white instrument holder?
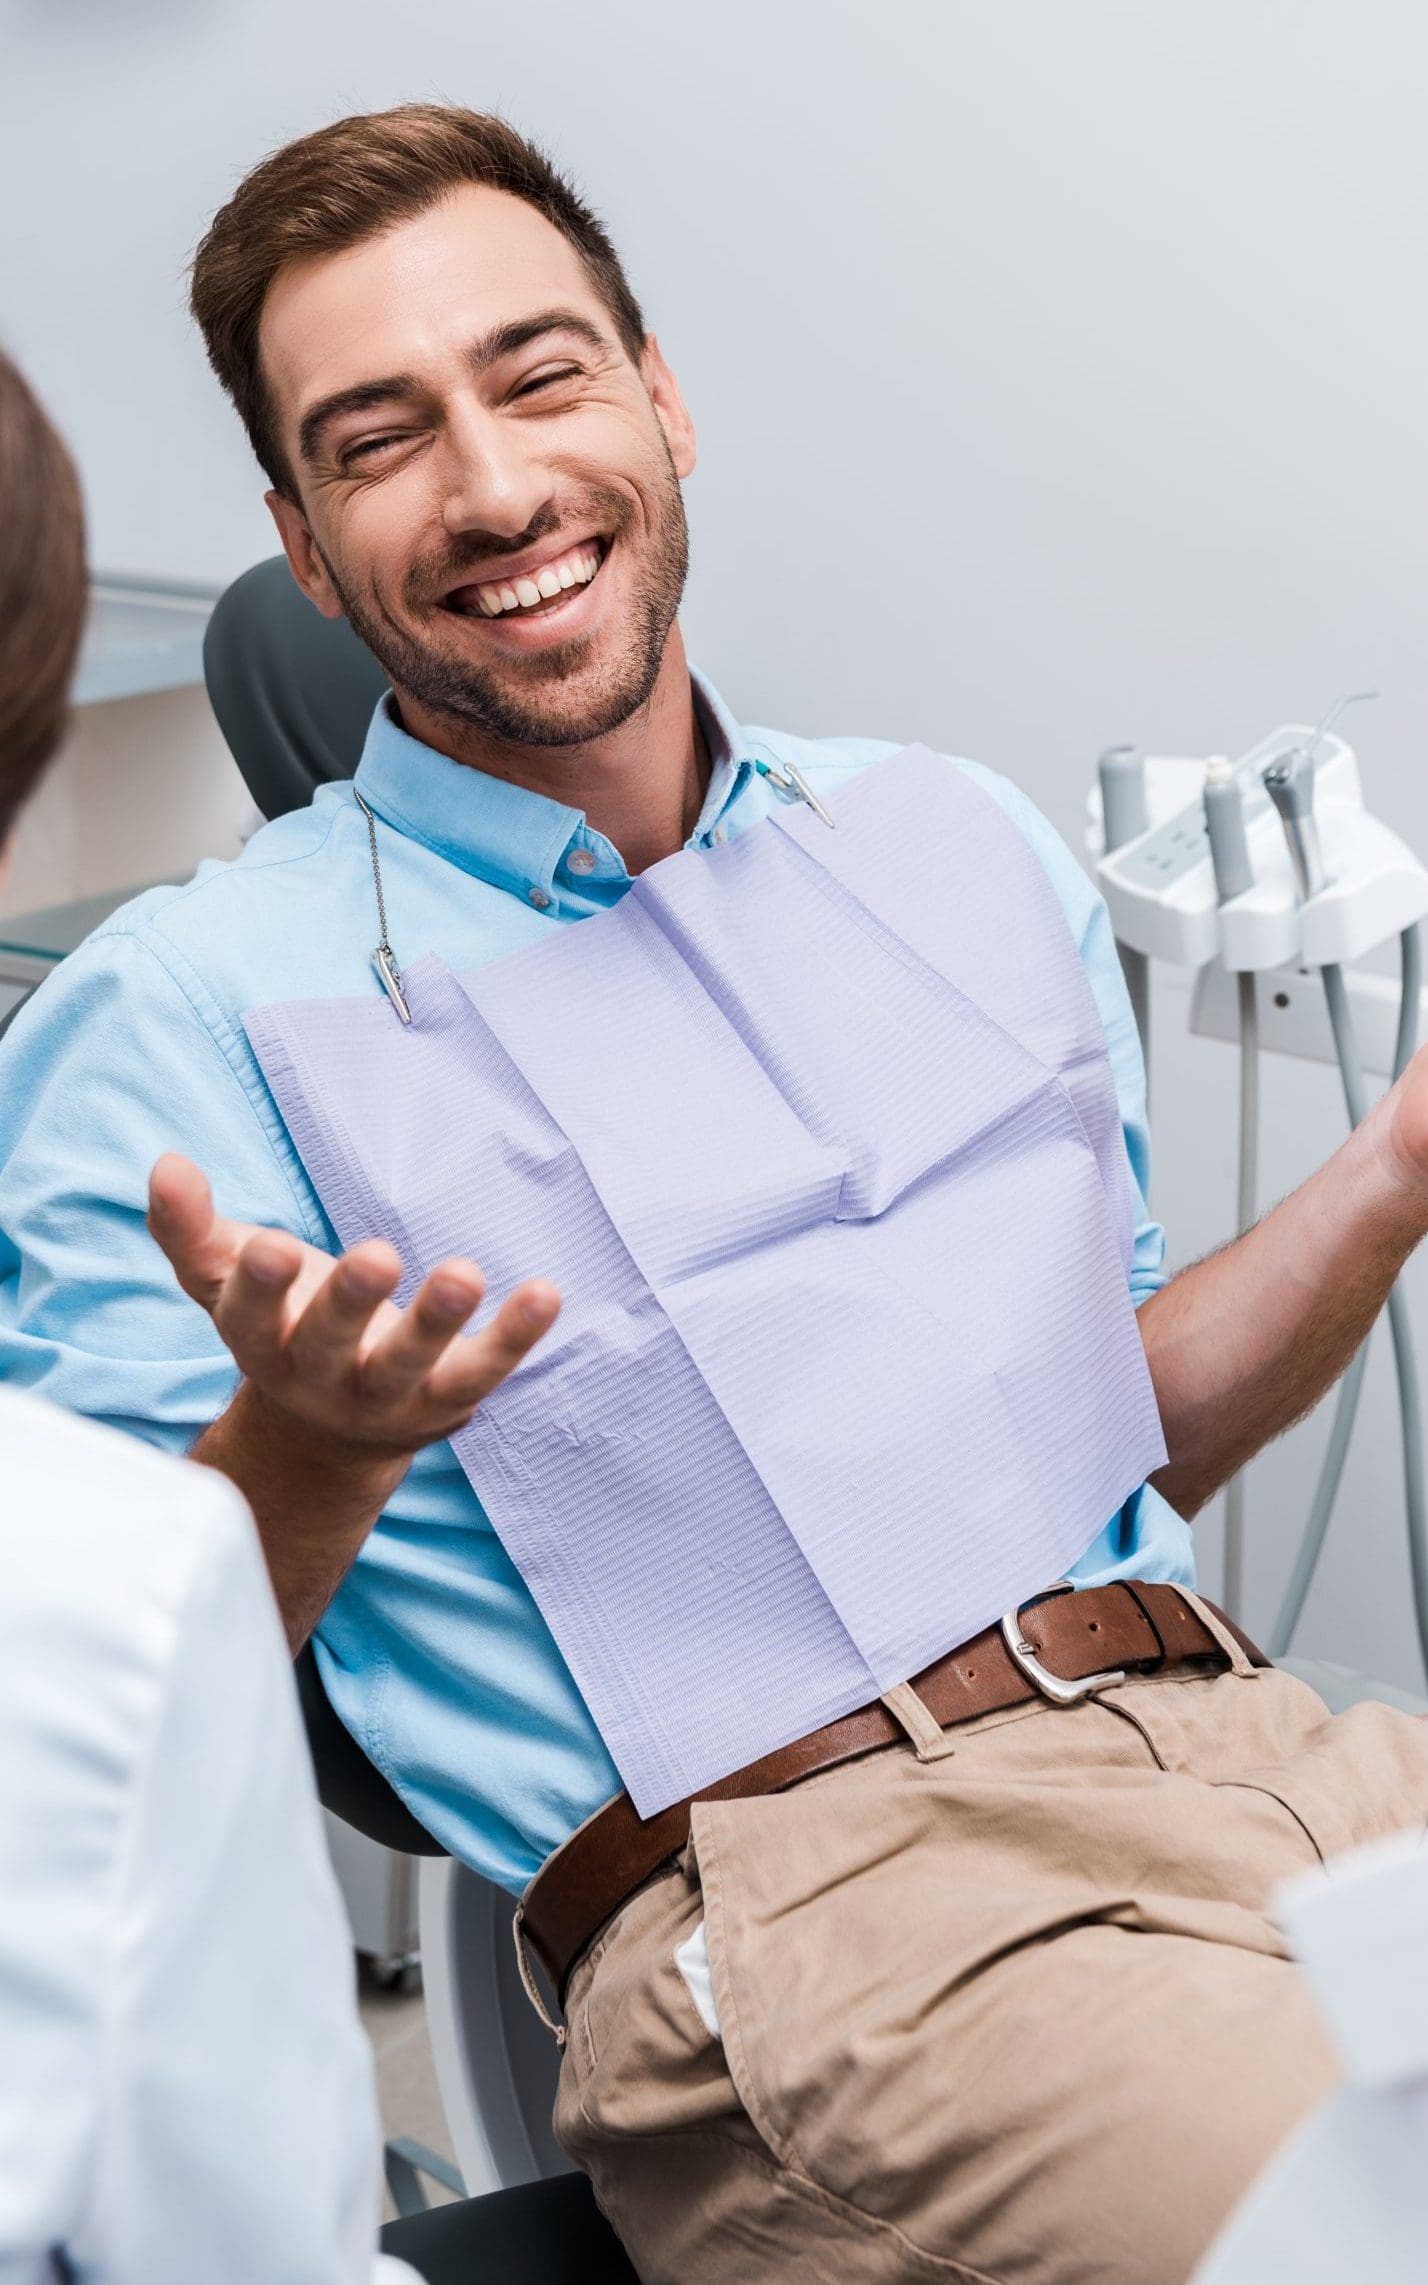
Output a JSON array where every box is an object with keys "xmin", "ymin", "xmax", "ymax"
[{"xmin": 1087, "ymin": 726, "xmax": 1428, "ymax": 973}]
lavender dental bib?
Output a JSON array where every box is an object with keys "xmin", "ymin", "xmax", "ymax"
[{"xmin": 245, "ymin": 747, "xmax": 1166, "ymax": 1813}]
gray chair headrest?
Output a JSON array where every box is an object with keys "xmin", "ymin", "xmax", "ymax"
[{"xmin": 203, "ymin": 557, "xmax": 390, "ymax": 821}]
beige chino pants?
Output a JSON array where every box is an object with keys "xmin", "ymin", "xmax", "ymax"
[{"xmin": 554, "ymin": 1655, "xmax": 1428, "ymax": 2285}]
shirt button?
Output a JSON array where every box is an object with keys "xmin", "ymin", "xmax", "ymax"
[
  {"xmin": 567, "ymin": 848, "xmax": 596, "ymax": 876},
  {"xmin": 713, "ymin": 825, "xmax": 727, "ymax": 845},
  {"xmin": 528, "ymin": 887, "xmax": 551, "ymax": 911}
]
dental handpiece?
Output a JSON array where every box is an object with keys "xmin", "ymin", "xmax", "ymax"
[
  {"xmin": 1202, "ymin": 755, "xmax": 1254, "ymax": 902},
  {"xmin": 1263, "ymin": 748, "xmax": 1328, "ymax": 902}
]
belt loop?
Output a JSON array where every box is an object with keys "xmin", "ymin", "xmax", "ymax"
[
  {"xmin": 1123, "ymin": 1580, "xmax": 1169, "ymax": 1669},
  {"xmin": 881, "ymin": 1682, "xmax": 958, "ymax": 1762},
  {"xmin": 512, "ymin": 1905, "xmax": 568, "ymax": 2046},
  {"xmin": 1178, "ymin": 1587, "xmax": 1259, "ymax": 1679}
]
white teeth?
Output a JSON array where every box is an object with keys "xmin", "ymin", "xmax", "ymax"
[{"xmin": 462, "ymin": 543, "xmax": 602, "ymax": 618}]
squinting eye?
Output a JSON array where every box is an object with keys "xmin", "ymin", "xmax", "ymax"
[
  {"xmin": 342, "ymin": 434, "xmax": 406, "ymax": 466},
  {"xmin": 516, "ymin": 366, "xmax": 581, "ymax": 399}
]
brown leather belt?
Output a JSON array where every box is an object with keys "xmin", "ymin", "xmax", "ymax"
[{"xmin": 519, "ymin": 1580, "xmax": 1268, "ymax": 2003}]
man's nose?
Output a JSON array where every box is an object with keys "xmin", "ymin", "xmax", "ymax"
[{"xmin": 439, "ymin": 400, "xmax": 553, "ymax": 540}]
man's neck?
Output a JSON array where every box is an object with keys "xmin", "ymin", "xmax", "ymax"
[{"xmin": 393, "ymin": 628, "xmax": 709, "ymax": 877}]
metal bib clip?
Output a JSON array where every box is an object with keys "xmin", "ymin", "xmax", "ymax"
[{"xmin": 754, "ymin": 757, "xmax": 837, "ymax": 831}]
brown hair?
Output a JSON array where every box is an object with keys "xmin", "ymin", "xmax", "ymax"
[
  {"xmin": 190, "ymin": 103, "xmax": 647, "ymax": 497},
  {"xmin": 0, "ymin": 349, "xmax": 87, "ymax": 848}
]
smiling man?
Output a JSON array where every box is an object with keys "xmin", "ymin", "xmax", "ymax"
[
  {"xmin": 259, "ymin": 192, "xmax": 701, "ymax": 875},
  {"xmin": 5, "ymin": 105, "xmax": 1428, "ymax": 2285}
]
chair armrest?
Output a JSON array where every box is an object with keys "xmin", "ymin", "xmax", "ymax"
[{"xmin": 295, "ymin": 1642, "xmax": 447, "ymax": 1857}]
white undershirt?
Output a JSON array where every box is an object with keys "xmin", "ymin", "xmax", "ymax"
[{"xmin": 0, "ymin": 1386, "xmax": 416, "ymax": 2282}]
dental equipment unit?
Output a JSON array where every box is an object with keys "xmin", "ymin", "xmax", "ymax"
[{"xmin": 1090, "ymin": 702, "xmax": 1428, "ymax": 1678}]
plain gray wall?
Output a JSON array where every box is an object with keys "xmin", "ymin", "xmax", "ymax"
[{"xmin": 5, "ymin": 0, "xmax": 1428, "ymax": 1687}]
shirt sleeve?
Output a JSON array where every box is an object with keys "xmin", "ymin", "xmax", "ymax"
[
  {"xmin": 1074, "ymin": 888, "xmax": 1166, "ymax": 1308},
  {"xmin": 0, "ymin": 923, "xmax": 324, "ymax": 1447},
  {"xmin": 70, "ymin": 1467, "xmax": 387, "ymax": 2282}
]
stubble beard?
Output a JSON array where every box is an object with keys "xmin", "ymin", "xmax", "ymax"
[{"xmin": 318, "ymin": 459, "xmax": 690, "ymax": 751}]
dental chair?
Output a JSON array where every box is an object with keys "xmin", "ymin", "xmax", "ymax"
[
  {"xmin": 206, "ymin": 557, "xmax": 1427, "ymax": 2278},
  {"xmin": 294, "ymin": 1646, "xmax": 634, "ymax": 2282}
]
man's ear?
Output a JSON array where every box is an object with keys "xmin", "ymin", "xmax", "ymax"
[
  {"xmin": 641, "ymin": 336, "xmax": 696, "ymax": 481},
  {"xmin": 265, "ymin": 490, "xmax": 345, "ymax": 621}
]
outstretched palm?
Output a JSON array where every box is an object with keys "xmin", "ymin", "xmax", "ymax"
[{"xmin": 147, "ymin": 1151, "xmax": 560, "ymax": 1457}]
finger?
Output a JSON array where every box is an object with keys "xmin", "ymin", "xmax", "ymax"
[
  {"xmin": 283, "ymin": 1238, "xmax": 405, "ymax": 1386},
  {"xmin": 422, "ymin": 1279, "xmax": 562, "ymax": 1417},
  {"xmin": 146, "ymin": 1154, "xmax": 239, "ymax": 1303},
  {"xmin": 209, "ymin": 1229, "xmax": 310, "ymax": 1368},
  {"xmin": 357, "ymin": 1258, "xmax": 487, "ymax": 1406}
]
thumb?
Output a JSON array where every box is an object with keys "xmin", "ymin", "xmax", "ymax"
[{"xmin": 147, "ymin": 1153, "xmax": 236, "ymax": 1301}]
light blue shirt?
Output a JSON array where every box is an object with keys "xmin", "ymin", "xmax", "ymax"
[{"xmin": 0, "ymin": 672, "xmax": 1192, "ymax": 1894}]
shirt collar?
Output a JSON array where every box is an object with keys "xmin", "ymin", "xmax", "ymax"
[{"xmin": 352, "ymin": 668, "xmax": 756, "ymax": 909}]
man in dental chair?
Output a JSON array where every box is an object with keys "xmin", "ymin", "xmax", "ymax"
[{"xmin": 4, "ymin": 103, "xmax": 1428, "ymax": 2285}]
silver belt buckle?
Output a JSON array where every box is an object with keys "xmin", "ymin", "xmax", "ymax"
[{"xmin": 1000, "ymin": 1581, "xmax": 1128, "ymax": 1705}]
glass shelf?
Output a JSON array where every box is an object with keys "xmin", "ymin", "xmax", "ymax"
[
  {"xmin": 74, "ymin": 573, "xmax": 220, "ymax": 707},
  {"xmin": 0, "ymin": 885, "xmax": 155, "ymax": 978}
]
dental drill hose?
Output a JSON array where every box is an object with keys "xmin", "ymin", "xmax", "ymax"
[
  {"xmin": 1269, "ymin": 930, "xmax": 1428, "ymax": 1677},
  {"xmin": 1328, "ymin": 957, "xmax": 1428, "ymax": 1680},
  {"xmin": 1203, "ymin": 757, "xmax": 1257, "ymax": 1619},
  {"xmin": 1269, "ymin": 976, "xmax": 1371, "ymax": 1654},
  {"xmin": 1381, "ymin": 929, "xmax": 1427, "ymax": 1676},
  {"xmin": 1398, "ymin": 918, "xmax": 1423, "ymax": 1088},
  {"xmin": 1222, "ymin": 969, "xmax": 1258, "ymax": 1621},
  {"xmin": 1263, "ymin": 746, "xmax": 1328, "ymax": 903}
]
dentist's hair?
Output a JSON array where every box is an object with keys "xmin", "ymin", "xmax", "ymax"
[
  {"xmin": 0, "ymin": 348, "xmax": 87, "ymax": 849},
  {"xmin": 190, "ymin": 103, "xmax": 648, "ymax": 499}
]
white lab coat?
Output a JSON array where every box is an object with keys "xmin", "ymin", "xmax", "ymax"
[{"xmin": 0, "ymin": 1386, "xmax": 416, "ymax": 2283}]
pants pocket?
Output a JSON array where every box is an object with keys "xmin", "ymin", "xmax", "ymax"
[
  {"xmin": 556, "ymin": 1858, "xmax": 733, "ymax": 2150},
  {"xmin": 688, "ymin": 1798, "xmax": 803, "ymax": 2169},
  {"xmin": 685, "ymin": 1768, "xmax": 935, "ymax": 2183}
]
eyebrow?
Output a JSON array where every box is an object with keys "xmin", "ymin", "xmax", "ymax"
[
  {"xmin": 298, "ymin": 377, "xmax": 419, "ymax": 467},
  {"xmin": 295, "ymin": 308, "xmax": 613, "ymax": 468}
]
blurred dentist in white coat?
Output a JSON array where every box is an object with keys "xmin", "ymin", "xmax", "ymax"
[{"xmin": 0, "ymin": 348, "xmax": 416, "ymax": 2282}]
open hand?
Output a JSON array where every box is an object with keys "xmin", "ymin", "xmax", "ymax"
[{"xmin": 147, "ymin": 1152, "xmax": 560, "ymax": 1461}]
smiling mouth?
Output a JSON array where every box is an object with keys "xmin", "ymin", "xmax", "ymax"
[{"xmin": 442, "ymin": 538, "xmax": 607, "ymax": 623}]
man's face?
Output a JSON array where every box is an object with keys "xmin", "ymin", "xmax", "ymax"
[{"xmin": 261, "ymin": 187, "xmax": 695, "ymax": 750}]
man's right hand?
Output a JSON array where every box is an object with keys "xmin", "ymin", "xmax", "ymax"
[
  {"xmin": 148, "ymin": 1151, "xmax": 560, "ymax": 1456},
  {"xmin": 147, "ymin": 1152, "xmax": 561, "ymax": 1646}
]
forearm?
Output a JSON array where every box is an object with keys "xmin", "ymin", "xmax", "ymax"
[
  {"xmin": 1140, "ymin": 1097, "xmax": 1428, "ymax": 1519},
  {"xmin": 191, "ymin": 1382, "xmax": 409, "ymax": 1651}
]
